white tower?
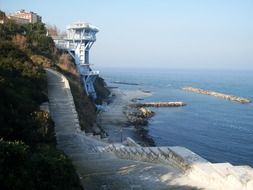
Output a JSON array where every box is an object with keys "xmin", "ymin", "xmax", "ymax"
[{"xmin": 55, "ymin": 22, "xmax": 99, "ymax": 99}]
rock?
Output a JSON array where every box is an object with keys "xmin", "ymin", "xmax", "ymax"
[
  {"xmin": 127, "ymin": 114, "xmax": 148, "ymax": 126},
  {"xmin": 126, "ymin": 107, "xmax": 154, "ymax": 126},
  {"xmin": 92, "ymin": 123, "xmax": 101, "ymax": 134},
  {"xmin": 138, "ymin": 107, "xmax": 155, "ymax": 118}
]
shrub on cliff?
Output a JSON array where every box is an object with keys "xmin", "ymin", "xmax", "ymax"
[
  {"xmin": 0, "ymin": 139, "xmax": 82, "ymax": 190},
  {"xmin": 94, "ymin": 77, "xmax": 110, "ymax": 105},
  {"xmin": 0, "ymin": 18, "xmax": 56, "ymax": 59},
  {"xmin": 0, "ymin": 41, "xmax": 49, "ymax": 144}
]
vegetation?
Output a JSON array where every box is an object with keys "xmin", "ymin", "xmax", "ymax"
[
  {"xmin": 0, "ymin": 12, "xmax": 82, "ymax": 190},
  {"xmin": 0, "ymin": 10, "xmax": 110, "ymax": 189},
  {"xmin": 0, "ymin": 140, "xmax": 81, "ymax": 190},
  {"xmin": 94, "ymin": 77, "xmax": 110, "ymax": 105}
]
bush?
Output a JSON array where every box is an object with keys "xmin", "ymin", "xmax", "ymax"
[
  {"xmin": 0, "ymin": 139, "xmax": 82, "ymax": 190},
  {"xmin": 0, "ymin": 41, "xmax": 49, "ymax": 144}
]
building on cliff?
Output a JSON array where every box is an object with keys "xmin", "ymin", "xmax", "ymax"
[
  {"xmin": 9, "ymin": 9, "xmax": 42, "ymax": 24},
  {"xmin": 53, "ymin": 22, "xmax": 100, "ymax": 100}
]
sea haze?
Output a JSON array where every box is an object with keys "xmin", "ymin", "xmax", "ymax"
[{"xmin": 100, "ymin": 68, "xmax": 253, "ymax": 166}]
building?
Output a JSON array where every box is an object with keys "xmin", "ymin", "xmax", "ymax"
[
  {"xmin": 0, "ymin": 11, "xmax": 8, "ymax": 24},
  {"xmin": 8, "ymin": 16, "xmax": 30, "ymax": 24},
  {"xmin": 10, "ymin": 10, "xmax": 42, "ymax": 23},
  {"xmin": 53, "ymin": 22, "xmax": 100, "ymax": 99}
]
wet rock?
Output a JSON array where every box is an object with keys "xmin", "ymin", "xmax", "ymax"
[
  {"xmin": 138, "ymin": 107, "xmax": 155, "ymax": 118},
  {"xmin": 126, "ymin": 107, "xmax": 154, "ymax": 126}
]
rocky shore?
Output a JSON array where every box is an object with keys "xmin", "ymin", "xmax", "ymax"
[
  {"xmin": 183, "ymin": 86, "xmax": 251, "ymax": 104},
  {"xmin": 98, "ymin": 88, "xmax": 189, "ymax": 146},
  {"xmin": 97, "ymin": 89, "xmax": 155, "ymax": 145},
  {"xmin": 126, "ymin": 101, "xmax": 186, "ymax": 126}
]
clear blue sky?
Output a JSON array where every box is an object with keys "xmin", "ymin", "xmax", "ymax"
[{"xmin": 1, "ymin": 0, "xmax": 253, "ymax": 69}]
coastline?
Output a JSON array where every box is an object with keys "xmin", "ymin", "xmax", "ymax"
[{"xmin": 97, "ymin": 88, "xmax": 155, "ymax": 146}]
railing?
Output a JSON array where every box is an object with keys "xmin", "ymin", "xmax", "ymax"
[
  {"xmin": 54, "ymin": 41, "xmax": 76, "ymax": 50},
  {"xmin": 89, "ymin": 70, "xmax": 99, "ymax": 75},
  {"xmin": 65, "ymin": 35, "xmax": 96, "ymax": 41}
]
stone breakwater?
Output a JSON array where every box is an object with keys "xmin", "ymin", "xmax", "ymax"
[
  {"xmin": 135, "ymin": 101, "xmax": 187, "ymax": 107},
  {"xmin": 182, "ymin": 86, "xmax": 251, "ymax": 104},
  {"xmin": 126, "ymin": 102, "xmax": 186, "ymax": 126}
]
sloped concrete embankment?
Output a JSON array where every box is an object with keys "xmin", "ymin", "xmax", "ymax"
[{"xmin": 99, "ymin": 143, "xmax": 253, "ymax": 190}]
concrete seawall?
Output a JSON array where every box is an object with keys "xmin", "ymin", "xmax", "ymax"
[{"xmin": 46, "ymin": 68, "xmax": 253, "ymax": 190}]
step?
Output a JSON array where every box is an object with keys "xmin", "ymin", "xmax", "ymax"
[
  {"xmin": 96, "ymin": 146, "xmax": 106, "ymax": 152},
  {"xmin": 74, "ymin": 157, "xmax": 141, "ymax": 175},
  {"xmin": 128, "ymin": 147, "xmax": 138, "ymax": 154},
  {"xmin": 234, "ymin": 165, "xmax": 253, "ymax": 178},
  {"xmin": 148, "ymin": 147, "xmax": 161, "ymax": 156},
  {"xmin": 158, "ymin": 147, "xmax": 172, "ymax": 160},
  {"xmin": 232, "ymin": 165, "xmax": 253, "ymax": 184},
  {"xmin": 134, "ymin": 147, "xmax": 145, "ymax": 155},
  {"xmin": 189, "ymin": 162, "xmax": 227, "ymax": 188},
  {"xmin": 142, "ymin": 147, "xmax": 154, "ymax": 156},
  {"xmin": 169, "ymin": 146, "xmax": 207, "ymax": 165},
  {"xmin": 70, "ymin": 152, "xmax": 116, "ymax": 161},
  {"xmin": 212, "ymin": 163, "xmax": 244, "ymax": 189}
]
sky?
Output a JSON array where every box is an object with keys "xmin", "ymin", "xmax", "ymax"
[{"xmin": 1, "ymin": 0, "xmax": 253, "ymax": 70}]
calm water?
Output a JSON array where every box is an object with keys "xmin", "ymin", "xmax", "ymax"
[{"xmin": 100, "ymin": 68, "xmax": 253, "ymax": 166}]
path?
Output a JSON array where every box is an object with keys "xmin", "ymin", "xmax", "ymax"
[{"xmin": 46, "ymin": 68, "xmax": 201, "ymax": 190}]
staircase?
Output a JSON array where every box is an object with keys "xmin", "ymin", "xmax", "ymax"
[{"xmin": 97, "ymin": 143, "xmax": 253, "ymax": 190}]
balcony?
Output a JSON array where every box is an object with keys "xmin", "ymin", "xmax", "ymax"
[
  {"xmin": 89, "ymin": 70, "xmax": 99, "ymax": 75},
  {"xmin": 65, "ymin": 35, "xmax": 96, "ymax": 41}
]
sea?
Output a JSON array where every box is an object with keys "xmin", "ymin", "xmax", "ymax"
[{"xmin": 99, "ymin": 67, "xmax": 253, "ymax": 167}]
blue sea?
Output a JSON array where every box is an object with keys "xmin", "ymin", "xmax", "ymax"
[{"xmin": 99, "ymin": 68, "xmax": 253, "ymax": 166}]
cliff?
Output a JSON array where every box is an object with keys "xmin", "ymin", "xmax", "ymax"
[{"xmin": 0, "ymin": 13, "xmax": 82, "ymax": 190}]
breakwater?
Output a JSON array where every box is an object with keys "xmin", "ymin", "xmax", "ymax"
[
  {"xmin": 113, "ymin": 81, "xmax": 139, "ymax": 85},
  {"xmin": 126, "ymin": 102, "xmax": 185, "ymax": 126},
  {"xmin": 182, "ymin": 86, "xmax": 251, "ymax": 104},
  {"xmin": 135, "ymin": 101, "xmax": 186, "ymax": 107}
]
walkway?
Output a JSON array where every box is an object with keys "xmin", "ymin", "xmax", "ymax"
[{"xmin": 46, "ymin": 68, "xmax": 200, "ymax": 190}]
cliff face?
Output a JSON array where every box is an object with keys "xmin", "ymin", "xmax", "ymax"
[{"xmin": 94, "ymin": 77, "xmax": 110, "ymax": 105}]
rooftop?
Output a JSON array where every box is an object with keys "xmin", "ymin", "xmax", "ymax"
[{"xmin": 67, "ymin": 22, "xmax": 99, "ymax": 32}]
